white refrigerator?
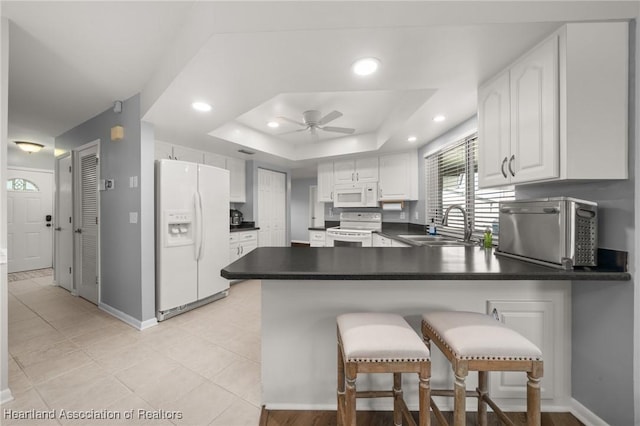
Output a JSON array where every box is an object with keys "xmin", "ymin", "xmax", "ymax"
[{"xmin": 156, "ymin": 159, "xmax": 230, "ymax": 321}]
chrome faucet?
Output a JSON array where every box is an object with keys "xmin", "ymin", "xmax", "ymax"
[{"xmin": 442, "ymin": 204, "xmax": 473, "ymax": 242}]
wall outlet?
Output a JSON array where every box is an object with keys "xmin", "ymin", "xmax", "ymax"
[
  {"xmin": 129, "ymin": 212, "xmax": 138, "ymax": 224},
  {"xmin": 329, "ymin": 207, "xmax": 334, "ymax": 217},
  {"xmin": 400, "ymin": 211, "xmax": 406, "ymax": 220},
  {"xmin": 414, "ymin": 210, "xmax": 419, "ymax": 220},
  {"xmin": 129, "ymin": 176, "xmax": 138, "ymax": 188}
]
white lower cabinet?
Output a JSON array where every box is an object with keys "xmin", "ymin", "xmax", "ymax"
[
  {"xmin": 487, "ymin": 300, "xmax": 556, "ymax": 400},
  {"xmin": 372, "ymin": 234, "xmax": 390, "ymax": 247},
  {"xmin": 229, "ymin": 230, "xmax": 258, "ymax": 263},
  {"xmin": 309, "ymin": 230, "xmax": 326, "ymax": 247}
]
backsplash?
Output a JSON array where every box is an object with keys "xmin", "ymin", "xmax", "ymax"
[{"xmin": 323, "ymin": 201, "xmax": 418, "ymax": 223}]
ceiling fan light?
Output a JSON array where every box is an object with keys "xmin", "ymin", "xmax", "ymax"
[
  {"xmin": 407, "ymin": 136, "xmax": 417, "ymax": 143},
  {"xmin": 352, "ymin": 57, "xmax": 380, "ymax": 76},
  {"xmin": 433, "ymin": 114, "xmax": 446, "ymax": 122},
  {"xmin": 267, "ymin": 121, "xmax": 279, "ymax": 128},
  {"xmin": 192, "ymin": 101, "xmax": 212, "ymax": 112},
  {"xmin": 15, "ymin": 141, "xmax": 44, "ymax": 153}
]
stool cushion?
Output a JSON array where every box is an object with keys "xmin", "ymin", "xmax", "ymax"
[
  {"xmin": 338, "ymin": 313, "xmax": 430, "ymax": 363},
  {"xmin": 422, "ymin": 311, "xmax": 542, "ymax": 361}
]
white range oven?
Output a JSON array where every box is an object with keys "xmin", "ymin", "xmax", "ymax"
[{"xmin": 325, "ymin": 212, "xmax": 382, "ymax": 247}]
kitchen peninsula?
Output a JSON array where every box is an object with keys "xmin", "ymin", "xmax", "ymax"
[{"xmin": 221, "ymin": 246, "xmax": 629, "ymax": 413}]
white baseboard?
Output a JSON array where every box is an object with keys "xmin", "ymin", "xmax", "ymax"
[
  {"xmin": 99, "ymin": 302, "xmax": 158, "ymax": 331},
  {"xmin": 570, "ymin": 398, "xmax": 609, "ymax": 426},
  {"xmin": 1, "ymin": 388, "xmax": 14, "ymax": 404}
]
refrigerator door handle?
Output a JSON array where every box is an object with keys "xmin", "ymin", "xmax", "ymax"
[{"xmin": 194, "ymin": 191, "xmax": 203, "ymax": 261}]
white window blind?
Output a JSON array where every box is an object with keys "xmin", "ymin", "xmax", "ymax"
[{"xmin": 425, "ymin": 134, "xmax": 514, "ymax": 239}]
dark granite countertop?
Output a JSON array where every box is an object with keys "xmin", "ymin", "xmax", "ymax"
[
  {"xmin": 221, "ymin": 246, "xmax": 631, "ymax": 281},
  {"xmin": 230, "ymin": 223, "xmax": 260, "ymax": 232}
]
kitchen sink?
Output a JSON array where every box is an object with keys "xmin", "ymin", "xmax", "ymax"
[
  {"xmin": 397, "ymin": 234, "xmax": 476, "ymax": 247},
  {"xmin": 397, "ymin": 234, "xmax": 446, "ymax": 242}
]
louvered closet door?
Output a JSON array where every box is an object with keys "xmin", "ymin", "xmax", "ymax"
[{"xmin": 75, "ymin": 143, "xmax": 99, "ymax": 304}]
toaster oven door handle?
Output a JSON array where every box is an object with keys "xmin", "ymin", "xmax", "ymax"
[
  {"xmin": 576, "ymin": 208, "xmax": 596, "ymax": 218},
  {"xmin": 500, "ymin": 207, "xmax": 560, "ymax": 214}
]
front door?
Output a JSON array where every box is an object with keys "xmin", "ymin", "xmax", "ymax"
[
  {"xmin": 7, "ymin": 168, "xmax": 53, "ymax": 273},
  {"xmin": 74, "ymin": 142, "xmax": 99, "ymax": 304}
]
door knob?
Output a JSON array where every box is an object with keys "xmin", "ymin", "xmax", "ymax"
[
  {"xmin": 54, "ymin": 227, "xmax": 62, "ymax": 231},
  {"xmin": 75, "ymin": 229, "xmax": 82, "ymax": 234}
]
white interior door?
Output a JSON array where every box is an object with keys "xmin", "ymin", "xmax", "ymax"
[
  {"xmin": 7, "ymin": 168, "xmax": 53, "ymax": 273},
  {"xmin": 257, "ymin": 168, "xmax": 286, "ymax": 247},
  {"xmin": 55, "ymin": 155, "xmax": 73, "ymax": 291},
  {"xmin": 74, "ymin": 142, "xmax": 99, "ymax": 304},
  {"xmin": 309, "ymin": 186, "xmax": 324, "ymax": 228}
]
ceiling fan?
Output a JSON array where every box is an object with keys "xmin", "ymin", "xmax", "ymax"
[{"xmin": 277, "ymin": 110, "xmax": 355, "ymax": 136}]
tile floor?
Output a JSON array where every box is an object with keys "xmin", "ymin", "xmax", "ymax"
[{"xmin": 2, "ymin": 275, "xmax": 262, "ymax": 425}]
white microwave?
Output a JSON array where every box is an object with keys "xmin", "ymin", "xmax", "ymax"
[{"xmin": 333, "ymin": 182, "xmax": 378, "ymax": 208}]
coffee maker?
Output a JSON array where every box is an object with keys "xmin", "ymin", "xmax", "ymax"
[{"xmin": 230, "ymin": 209, "xmax": 243, "ymax": 226}]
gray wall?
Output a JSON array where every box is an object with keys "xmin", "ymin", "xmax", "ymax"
[
  {"xmin": 56, "ymin": 94, "xmax": 155, "ymax": 324},
  {"xmin": 291, "ymin": 177, "xmax": 315, "ymax": 242}
]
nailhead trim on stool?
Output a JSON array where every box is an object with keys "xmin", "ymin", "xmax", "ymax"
[
  {"xmin": 421, "ymin": 311, "xmax": 543, "ymax": 426},
  {"xmin": 337, "ymin": 312, "xmax": 432, "ymax": 426}
]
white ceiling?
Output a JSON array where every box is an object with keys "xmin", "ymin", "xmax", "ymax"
[{"xmin": 3, "ymin": 1, "xmax": 638, "ymax": 176}]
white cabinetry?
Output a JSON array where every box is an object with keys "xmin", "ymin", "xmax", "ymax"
[
  {"xmin": 154, "ymin": 140, "xmax": 174, "ymax": 160},
  {"xmin": 226, "ymin": 157, "xmax": 246, "ymax": 203},
  {"xmin": 333, "ymin": 157, "xmax": 379, "ymax": 184},
  {"xmin": 487, "ymin": 300, "xmax": 557, "ymax": 400},
  {"xmin": 309, "ymin": 230, "xmax": 326, "ymax": 247},
  {"xmin": 317, "ymin": 162, "xmax": 334, "ymax": 202},
  {"xmin": 203, "ymin": 152, "xmax": 226, "ymax": 169},
  {"xmin": 172, "ymin": 145, "xmax": 204, "ymax": 163},
  {"xmin": 379, "ymin": 152, "xmax": 418, "ymax": 200},
  {"xmin": 155, "ymin": 141, "xmax": 247, "ymax": 203},
  {"xmin": 229, "ymin": 230, "xmax": 258, "ymax": 263},
  {"xmin": 478, "ymin": 22, "xmax": 628, "ymax": 188},
  {"xmin": 372, "ymin": 234, "xmax": 391, "ymax": 247}
]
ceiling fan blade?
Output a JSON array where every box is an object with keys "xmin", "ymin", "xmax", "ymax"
[
  {"xmin": 321, "ymin": 126, "xmax": 355, "ymax": 134},
  {"xmin": 318, "ymin": 110, "xmax": 342, "ymax": 126},
  {"xmin": 278, "ymin": 128, "xmax": 308, "ymax": 136},
  {"xmin": 276, "ymin": 116, "xmax": 306, "ymax": 127}
]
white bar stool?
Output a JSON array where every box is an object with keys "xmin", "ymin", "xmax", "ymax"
[
  {"xmin": 337, "ymin": 312, "xmax": 432, "ymax": 426},
  {"xmin": 421, "ymin": 311, "xmax": 543, "ymax": 426}
]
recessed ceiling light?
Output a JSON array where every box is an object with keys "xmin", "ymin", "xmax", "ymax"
[
  {"xmin": 433, "ymin": 115, "xmax": 446, "ymax": 122},
  {"xmin": 192, "ymin": 102, "xmax": 212, "ymax": 112},
  {"xmin": 407, "ymin": 136, "xmax": 417, "ymax": 143},
  {"xmin": 352, "ymin": 57, "xmax": 380, "ymax": 76},
  {"xmin": 267, "ymin": 121, "xmax": 279, "ymax": 128}
]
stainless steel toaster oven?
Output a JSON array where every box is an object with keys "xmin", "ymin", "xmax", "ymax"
[{"xmin": 496, "ymin": 197, "xmax": 598, "ymax": 269}]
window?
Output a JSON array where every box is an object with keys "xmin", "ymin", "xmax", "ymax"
[
  {"xmin": 6, "ymin": 178, "xmax": 39, "ymax": 192},
  {"xmin": 425, "ymin": 133, "xmax": 514, "ymax": 239}
]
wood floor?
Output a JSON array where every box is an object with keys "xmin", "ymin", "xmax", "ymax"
[{"xmin": 260, "ymin": 409, "xmax": 584, "ymax": 426}]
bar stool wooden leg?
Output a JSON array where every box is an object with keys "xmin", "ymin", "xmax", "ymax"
[
  {"xmin": 527, "ymin": 366, "xmax": 542, "ymax": 426},
  {"xmin": 345, "ymin": 364, "xmax": 357, "ymax": 426},
  {"xmin": 337, "ymin": 343, "xmax": 345, "ymax": 426},
  {"xmin": 393, "ymin": 373, "xmax": 403, "ymax": 425},
  {"xmin": 477, "ymin": 371, "xmax": 488, "ymax": 426},
  {"xmin": 419, "ymin": 362, "xmax": 431, "ymax": 426},
  {"xmin": 453, "ymin": 364, "xmax": 468, "ymax": 426}
]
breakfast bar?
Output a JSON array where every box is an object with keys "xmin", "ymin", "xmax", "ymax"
[{"xmin": 221, "ymin": 246, "xmax": 629, "ymax": 413}]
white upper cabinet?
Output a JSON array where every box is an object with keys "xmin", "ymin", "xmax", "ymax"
[
  {"xmin": 317, "ymin": 162, "xmax": 334, "ymax": 202},
  {"xmin": 203, "ymin": 152, "xmax": 226, "ymax": 169},
  {"xmin": 379, "ymin": 152, "xmax": 418, "ymax": 201},
  {"xmin": 154, "ymin": 140, "xmax": 174, "ymax": 161},
  {"xmin": 333, "ymin": 157, "xmax": 378, "ymax": 184},
  {"xmin": 478, "ymin": 21, "xmax": 628, "ymax": 188},
  {"xmin": 172, "ymin": 145, "xmax": 205, "ymax": 163},
  {"xmin": 226, "ymin": 157, "xmax": 246, "ymax": 203}
]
